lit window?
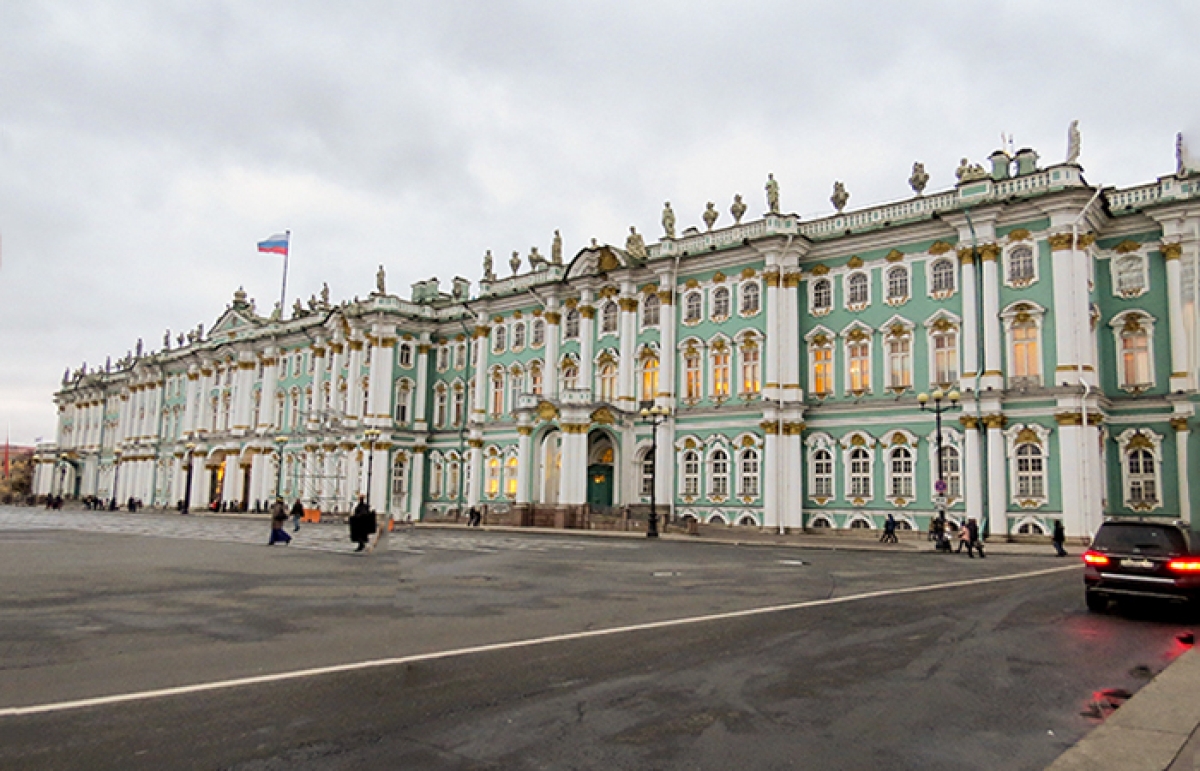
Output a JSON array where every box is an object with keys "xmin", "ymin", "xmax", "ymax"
[
  {"xmin": 504, "ymin": 455, "xmax": 518, "ymax": 499},
  {"xmin": 712, "ymin": 287, "xmax": 730, "ymax": 319},
  {"xmin": 684, "ymin": 349, "xmax": 702, "ymax": 401},
  {"xmin": 641, "ymin": 354, "xmax": 659, "ymax": 401},
  {"xmin": 642, "ymin": 294, "xmax": 661, "ymax": 327},
  {"xmin": 1011, "ymin": 321, "xmax": 1040, "ymax": 383},
  {"xmin": 712, "ymin": 346, "xmax": 730, "ymax": 398},
  {"xmin": 811, "ymin": 341, "xmax": 833, "ymax": 396},
  {"xmin": 530, "ymin": 363, "xmax": 543, "ymax": 395},
  {"xmin": 740, "ymin": 342, "xmax": 761, "ymax": 395},
  {"xmin": 848, "ymin": 338, "xmax": 871, "ymax": 393},
  {"xmin": 485, "ymin": 455, "xmax": 501, "ymax": 498},
  {"xmin": 740, "ymin": 282, "xmax": 760, "ymax": 315}
]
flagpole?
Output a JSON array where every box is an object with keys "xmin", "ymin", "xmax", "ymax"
[{"xmin": 279, "ymin": 230, "xmax": 290, "ymax": 317}]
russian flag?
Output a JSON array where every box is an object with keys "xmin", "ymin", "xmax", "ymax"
[{"xmin": 257, "ymin": 232, "xmax": 289, "ymax": 256}]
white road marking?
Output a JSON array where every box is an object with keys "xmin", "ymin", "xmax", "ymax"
[{"xmin": 0, "ymin": 564, "xmax": 1080, "ymax": 718}]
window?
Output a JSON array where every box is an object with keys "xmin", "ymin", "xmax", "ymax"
[
  {"xmin": 562, "ymin": 359, "xmax": 579, "ymax": 390},
  {"xmin": 1010, "ymin": 320, "xmax": 1040, "ymax": 384},
  {"xmin": 684, "ymin": 292, "xmax": 702, "ymax": 323},
  {"xmin": 1128, "ymin": 450, "xmax": 1156, "ymax": 504},
  {"xmin": 849, "ymin": 447, "xmax": 872, "ymax": 498},
  {"xmin": 509, "ymin": 367, "xmax": 523, "ymax": 411},
  {"xmin": 454, "ymin": 343, "xmax": 466, "ymax": 369},
  {"xmin": 430, "ymin": 458, "xmax": 444, "ymax": 499},
  {"xmin": 598, "ymin": 360, "xmax": 617, "ymax": 402},
  {"xmin": 886, "ymin": 266, "xmax": 909, "ymax": 303},
  {"xmin": 885, "ymin": 334, "xmax": 911, "ymax": 390},
  {"xmin": 531, "ymin": 318, "xmax": 545, "ymax": 347},
  {"xmin": 889, "ymin": 446, "xmax": 913, "ymax": 499},
  {"xmin": 493, "ymin": 326, "xmax": 507, "ymax": 354},
  {"xmin": 740, "ymin": 282, "xmax": 760, "ymax": 315},
  {"xmin": 931, "ymin": 326, "xmax": 959, "ymax": 386},
  {"xmin": 740, "ymin": 342, "xmax": 761, "ymax": 396},
  {"xmin": 447, "ymin": 456, "xmax": 461, "ymax": 500},
  {"xmin": 711, "ymin": 345, "xmax": 730, "ymax": 399},
  {"xmin": 1117, "ymin": 431, "xmax": 1162, "ymax": 510},
  {"xmin": 1007, "ymin": 244, "xmax": 1035, "ymax": 285},
  {"xmin": 640, "ymin": 452, "xmax": 654, "ymax": 497},
  {"xmin": 812, "ymin": 278, "xmax": 832, "ymax": 313},
  {"xmin": 504, "ymin": 455, "xmax": 518, "ymax": 499},
  {"xmin": 391, "ymin": 455, "xmax": 408, "ymax": 511},
  {"xmin": 512, "ymin": 322, "xmax": 526, "ymax": 350},
  {"xmin": 1015, "ymin": 443, "xmax": 1044, "ymax": 499},
  {"xmin": 530, "ymin": 362, "xmax": 543, "ymax": 395},
  {"xmin": 452, "ymin": 386, "xmax": 465, "ymax": 425},
  {"xmin": 682, "ymin": 450, "xmax": 700, "ymax": 497},
  {"xmin": 812, "ymin": 449, "xmax": 833, "ymax": 499},
  {"xmin": 642, "ymin": 294, "xmax": 660, "ymax": 327},
  {"xmin": 848, "ymin": 336, "xmax": 871, "ymax": 394},
  {"xmin": 490, "ymin": 370, "xmax": 504, "ymax": 416},
  {"xmin": 641, "ymin": 354, "xmax": 659, "ymax": 401},
  {"xmin": 564, "ymin": 309, "xmax": 580, "ymax": 339},
  {"xmin": 1114, "ymin": 254, "xmax": 1147, "ymax": 297},
  {"xmin": 1112, "ymin": 313, "xmax": 1155, "ymax": 390},
  {"xmin": 398, "ymin": 343, "xmax": 413, "ymax": 368},
  {"xmin": 434, "ymin": 386, "xmax": 448, "ymax": 427},
  {"xmin": 437, "ymin": 345, "xmax": 450, "ymax": 372},
  {"xmin": 712, "ymin": 287, "xmax": 730, "ymax": 320},
  {"xmin": 684, "ymin": 348, "xmax": 702, "ymax": 401},
  {"xmin": 394, "ymin": 381, "xmax": 411, "ymax": 424},
  {"xmin": 739, "ymin": 449, "xmax": 760, "ymax": 498},
  {"xmin": 485, "ymin": 455, "xmax": 501, "ymax": 498},
  {"xmin": 811, "ymin": 338, "xmax": 833, "ymax": 397},
  {"xmin": 601, "ymin": 301, "xmax": 618, "ymax": 334},
  {"xmin": 846, "ymin": 273, "xmax": 869, "ymax": 308},
  {"xmin": 710, "ymin": 449, "xmax": 729, "ymax": 498},
  {"xmin": 931, "ymin": 258, "xmax": 956, "ymax": 295},
  {"xmin": 940, "ymin": 446, "xmax": 962, "ymax": 502}
]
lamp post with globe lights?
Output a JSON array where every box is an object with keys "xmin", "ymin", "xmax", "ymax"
[
  {"xmin": 638, "ymin": 405, "xmax": 669, "ymax": 538},
  {"xmin": 917, "ymin": 388, "xmax": 960, "ymax": 528},
  {"xmin": 181, "ymin": 443, "xmax": 196, "ymax": 513}
]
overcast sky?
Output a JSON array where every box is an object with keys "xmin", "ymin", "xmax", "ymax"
[{"xmin": 2, "ymin": 0, "xmax": 1197, "ymax": 445}]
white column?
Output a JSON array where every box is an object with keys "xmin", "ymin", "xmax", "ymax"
[
  {"xmin": 370, "ymin": 448, "xmax": 389, "ymax": 513},
  {"xmin": 472, "ymin": 320, "xmax": 490, "ymax": 422},
  {"xmin": 544, "ymin": 300, "xmax": 561, "ymax": 400},
  {"xmin": 781, "ymin": 423, "xmax": 803, "ymax": 530},
  {"xmin": 762, "ymin": 415, "xmax": 779, "ymax": 529},
  {"xmin": 198, "ymin": 364, "xmax": 214, "ymax": 433},
  {"xmin": 980, "ymin": 246, "xmax": 1003, "ymax": 390},
  {"xmin": 656, "ymin": 417, "xmax": 674, "ymax": 521},
  {"xmin": 985, "ymin": 415, "xmax": 1007, "ymax": 538},
  {"xmin": 1164, "ymin": 244, "xmax": 1193, "ymax": 392},
  {"xmin": 367, "ymin": 330, "xmax": 396, "ymax": 425},
  {"xmin": 258, "ymin": 351, "xmax": 279, "ymax": 432},
  {"xmin": 408, "ymin": 445, "xmax": 426, "ymax": 520},
  {"xmin": 232, "ymin": 353, "xmax": 255, "ymax": 434},
  {"xmin": 764, "ymin": 268, "xmax": 781, "ymax": 401},
  {"xmin": 617, "ymin": 285, "xmax": 638, "ymax": 409},
  {"xmin": 413, "ymin": 338, "xmax": 430, "ymax": 429},
  {"xmin": 963, "ymin": 416, "xmax": 984, "ymax": 526},
  {"xmin": 516, "ymin": 425, "xmax": 533, "ymax": 503},
  {"xmin": 346, "ymin": 338, "xmax": 365, "ymax": 420},
  {"xmin": 960, "ymin": 251, "xmax": 979, "ymax": 386},
  {"xmin": 559, "ymin": 424, "xmax": 588, "ymax": 505},
  {"xmin": 655, "ymin": 282, "xmax": 677, "ymax": 408},
  {"xmin": 467, "ymin": 438, "xmax": 483, "ymax": 506},
  {"xmin": 578, "ymin": 291, "xmax": 595, "ymax": 393},
  {"xmin": 1174, "ymin": 418, "xmax": 1192, "ymax": 527},
  {"xmin": 329, "ymin": 341, "xmax": 345, "ymax": 415},
  {"xmin": 782, "ymin": 270, "xmax": 803, "ymax": 401}
]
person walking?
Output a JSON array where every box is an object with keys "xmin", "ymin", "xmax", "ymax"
[
  {"xmin": 467, "ymin": 506, "xmax": 481, "ymax": 528},
  {"xmin": 349, "ymin": 495, "xmax": 375, "ymax": 552},
  {"xmin": 290, "ymin": 499, "xmax": 305, "ymax": 532},
  {"xmin": 268, "ymin": 499, "xmax": 291, "ymax": 546},
  {"xmin": 966, "ymin": 518, "xmax": 984, "ymax": 558},
  {"xmin": 1052, "ymin": 519, "xmax": 1067, "ymax": 557},
  {"xmin": 956, "ymin": 522, "xmax": 971, "ymax": 554},
  {"xmin": 880, "ymin": 513, "xmax": 898, "ymax": 544}
]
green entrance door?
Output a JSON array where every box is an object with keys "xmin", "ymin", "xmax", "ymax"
[{"xmin": 587, "ymin": 464, "xmax": 614, "ymax": 507}]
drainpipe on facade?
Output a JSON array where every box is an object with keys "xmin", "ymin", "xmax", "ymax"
[{"xmin": 963, "ymin": 209, "xmax": 990, "ymax": 538}]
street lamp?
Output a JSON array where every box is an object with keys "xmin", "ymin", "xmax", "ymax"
[
  {"xmin": 638, "ymin": 405, "xmax": 669, "ymax": 539},
  {"xmin": 111, "ymin": 449, "xmax": 122, "ymax": 508},
  {"xmin": 181, "ymin": 443, "xmax": 197, "ymax": 513},
  {"xmin": 273, "ymin": 436, "xmax": 287, "ymax": 500},
  {"xmin": 363, "ymin": 428, "xmax": 381, "ymax": 509},
  {"xmin": 917, "ymin": 388, "xmax": 960, "ymax": 525}
]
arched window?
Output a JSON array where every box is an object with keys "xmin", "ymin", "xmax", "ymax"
[
  {"xmin": 454, "ymin": 342, "xmax": 466, "ymax": 369},
  {"xmin": 684, "ymin": 348, "xmax": 702, "ymax": 402},
  {"xmin": 601, "ymin": 301, "xmax": 618, "ymax": 334},
  {"xmin": 485, "ymin": 455, "xmax": 501, "ymax": 498},
  {"xmin": 640, "ymin": 450, "xmax": 655, "ymax": 497},
  {"xmin": 531, "ymin": 318, "xmax": 545, "ymax": 347},
  {"xmin": 739, "ymin": 448, "xmax": 760, "ymax": 498},
  {"xmin": 1015, "ymin": 443, "xmax": 1045, "ymax": 499},
  {"xmin": 711, "ymin": 345, "xmax": 730, "ymax": 399},
  {"xmin": 812, "ymin": 449, "xmax": 833, "ymax": 499},
  {"xmin": 846, "ymin": 273, "xmax": 869, "ymax": 307},
  {"xmin": 493, "ymin": 325, "xmax": 507, "ymax": 353},
  {"xmin": 847, "ymin": 335, "xmax": 871, "ymax": 394},
  {"xmin": 740, "ymin": 282, "xmax": 760, "ymax": 315},
  {"xmin": 889, "ymin": 446, "xmax": 913, "ymax": 499},
  {"xmin": 598, "ymin": 360, "xmax": 617, "ymax": 402},
  {"xmin": 740, "ymin": 341, "xmax": 761, "ymax": 395},
  {"xmin": 447, "ymin": 455, "xmax": 461, "ymax": 500},
  {"xmin": 1011, "ymin": 319, "xmax": 1040, "ymax": 384},
  {"xmin": 564, "ymin": 308, "xmax": 580, "ymax": 339},
  {"xmin": 940, "ymin": 445, "xmax": 961, "ymax": 502},
  {"xmin": 684, "ymin": 292, "xmax": 702, "ymax": 323},
  {"xmin": 642, "ymin": 293, "xmax": 661, "ymax": 327},
  {"xmin": 812, "ymin": 278, "xmax": 832, "ymax": 312},
  {"xmin": 1128, "ymin": 449, "xmax": 1157, "ymax": 505},
  {"xmin": 530, "ymin": 362, "xmax": 543, "ymax": 395},
  {"xmin": 931, "ymin": 326, "xmax": 958, "ymax": 386},
  {"xmin": 885, "ymin": 333, "xmax": 911, "ymax": 390},
  {"xmin": 390, "ymin": 455, "xmax": 408, "ymax": 511},
  {"xmin": 849, "ymin": 448, "xmax": 872, "ymax": 498},
  {"xmin": 504, "ymin": 455, "xmax": 518, "ymax": 499},
  {"xmin": 712, "ymin": 286, "xmax": 730, "ymax": 320},
  {"xmin": 640, "ymin": 354, "xmax": 659, "ymax": 401},
  {"xmin": 682, "ymin": 450, "xmax": 700, "ymax": 497},
  {"xmin": 434, "ymin": 385, "xmax": 448, "ymax": 428},
  {"xmin": 452, "ymin": 385, "xmax": 465, "ymax": 425},
  {"xmin": 931, "ymin": 258, "xmax": 955, "ymax": 295},
  {"xmin": 562, "ymin": 359, "xmax": 579, "ymax": 390},
  {"xmin": 512, "ymin": 322, "xmax": 526, "ymax": 350},
  {"xmin": 490, "ymin": 370, "xmax": 505, "ymax": 416},
  {"xmin": 394, "ymin": 381, "xmax": 412, "ymax": 424},
  {"xmin": 509, "ymin": 366, "xmax": 524, "ymax": 411},
  {"xmin": 1008, "ymin": 245, "xmax": 1035, "ymax": 284},
  {"xmin": 1120, "ymin": 326, "xmax": 1152, "ymax": 388},
  {"xmin": 710, "ymin": 449, "xmax": 729, "ymax": 498},
  {"xmin": 886, "ymin": 266, "xmax": 909, "ymax": 302},
  {"xmin": 398, "ymin": 343, "xmax": 413, "ymax": 368},
  {"xmin": 810, "ymin": 335, "xmax": 834, "ymax": 397}
]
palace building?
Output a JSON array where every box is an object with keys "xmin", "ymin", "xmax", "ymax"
[{"xmin": 34, "ymin": 138, "xmax": 1200, "ymax": 538}]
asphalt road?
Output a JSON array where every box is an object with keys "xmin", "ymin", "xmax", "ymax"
[{"xmin": 0, "ymin": 509, "xmax": 1194, "ymax": 770}]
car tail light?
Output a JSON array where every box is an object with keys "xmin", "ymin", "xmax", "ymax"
[
  {"xmin": 1167, "ymin": 559, "xmax": 1200, "ymax": 573},
  {"xmin": 1083, "ymin": 550, "xmax": 1110, "ymax": 567}
]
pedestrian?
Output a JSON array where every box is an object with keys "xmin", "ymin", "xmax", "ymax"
[
  {"xmin": 467, "ymin": 505, "xmax": 481, "ymax": 527},
  {"xmin": 880, "ymin": 513, "xmax": 898, "ymax": 544},
  {"xmin": 1052, "ymin": 519, "xmax": 1067, "ymax": 557},
  {"xmin": 268, "ymin": 499, "xmax": 291, "ymax": 546},
  {"xmin": 290, "ymin": 499, "xmax": 305, "ymax": 532},
  {"xmin": 349, "ymin": 495, "xmax": 375, "ymax": 552},
  {"xmin": 966, "ymin": 518, "xmax": 984, "ymax": 558},
  {"xmin": 956, "ymin": 522, "xmax": 971, "ymax": 554}
]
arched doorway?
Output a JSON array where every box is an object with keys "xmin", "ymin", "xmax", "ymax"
[
  {"xmin": 535, "ymin": 430, "xmax": 562, "ymax": 504},
  {"xmin": 587, "ymin": 431, "xmax": 615, "ymax": 508}
]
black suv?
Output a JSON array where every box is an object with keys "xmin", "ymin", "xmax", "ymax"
[{"xmin": 1084, "ymin": 518, "xmax": 1200, "ymax": 613}]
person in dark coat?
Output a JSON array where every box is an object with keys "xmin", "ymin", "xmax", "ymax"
[
  {"xmin": 290, "ymin": 499, "xmax": 305, "ymax": 532},
  {"xmin": 880, "ymin": 513, "xmax": 898, "ymax": 544},
  {"xmin": 966, "ymin": 518, "xmax": 984, "ymax": 558},
  {"xmin": 268, "ymin": 499, "xmax": 291, "ymax": 546},
  {"xmin": 1052, "ymin": 519, "xmax": 1067, "ymax": 557},
  {"xmin": 349, "ymin": 495, "xmax": 375, "ymax": 552}
]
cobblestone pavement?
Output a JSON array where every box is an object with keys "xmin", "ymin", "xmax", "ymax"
[{"xmin": 0, "ymin": 507, "xmax": 634, "ymax": 555}]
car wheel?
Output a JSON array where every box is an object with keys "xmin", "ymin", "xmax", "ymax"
[{"xmin": 1086, "ymin": 590, "xmax": 1108, "ymax": 613}]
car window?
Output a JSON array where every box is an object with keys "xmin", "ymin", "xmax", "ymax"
[{"xmin": 1092, "ymin": 524, "xmax": 1188, "ymax": 556}]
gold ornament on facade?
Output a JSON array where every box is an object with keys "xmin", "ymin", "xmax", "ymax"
[
  {"xmin": 712, "ymin": 271, "xmax": 727, "ymax": 284},
  {"xmin": 811, "ymin": 333, "xmax": 829, "ymax": 347},
  {"xmin": 983, "ymin": 413, "xmax": 1007, "ymax": 430},
  {"xmin": 1016, "ymin": 427, "xmax": 1041, "ymax": 443},
  {"xmin": 928, "ymin": 240, "xmax": 954, "ymax": 255},
  {"xmin": 1048, "ymin": 233, "xmax": 1076, "ymax": 251},
  {"xmin": 536, "ymin": 401, "xmax": 559, "ymax": 422},
  {"xmin": 1054, "ymin": 412, "xmax": 1083, "ymax": 426},
  {"xmin": 783, "ymin": 272, "xmax": 802, "ymax": 288},
  {"xmin": 978, "ymin": 244, "xmax": 1001, "ymax": 262},
  {"xmin": 467, "ymin": 438, "xmax": 484, "ymax": 449},
  {"xmin": 657, "ymin": 290, "xmax": 674, "ymax": 305},
  {"xmin": 590, "ymin": 407, "xmax": 616, "ymax": 425},
  {"xmin": 957, "ymin": 247, "xmax": 975, "ymax": 264},
  {"xmin": 417, "ymin": 344, "xmax": 431, "ymax": 355},
  {"xmin": 1127, "ymin": 432, "xmax": 1155, "ymax": 451},
  {"xmin": 741, "ymin": 267, "xmax": 757, "ymax": 279},
  {"xmin": 847, "ymin": 255, "xmax": 864, "ymax": 269},
  {"xmin": 763, "ymin": 271, "xmax": 781, "ymax": 287},
  {"xmin": 1114, "ymin": 239, "xmax": 1142, "ymax": 254},
  {"xmin": 512, "ymin": 310, "xmax": 523, "ymax": 319},
  {"xmin": 599, "ymin": 285, "xmax": 619, "ymax": 299},
  {"xmin": 1170, "ymin": 416, "xmax": 1190, "ymax": 432},
  {"xmin": 473, "ymin": 326, "xmax": 490, "ymax": 339},
  {"xmin": 885, "ymin": 249, "xmax": 904, "ymax": 263},
  {"xmin": 1162, "ymin": 242, "xmax": 1183, "ymax": 261},
  {"xmin": 516, "ymin": 426, "xmax": 533, "ymax": 436},
  {"xmin": 959, "ymin": 415, "xmax": 979, "ymax": 430},
  {"xmin": 618, "ymin": 297, "xmax": 639, "ymax": 312},
  {"xmin": 684, "ymin": 278, "xmax": 700, "ymax": 290},
  {"xmin": 850, "ymin": 434, "xmax": 867, "ymax": 446},
  {"xmin": 564, "ymin": 297, "xmax": 578, "ymax": 309},
  {"xmin": 1007, "ymin": 228, "xmax": 1032, "ymax": 242},
  {"xmin": 641, "ymin": 284, "xmax": 657, "ymax": 295},
  {"xmin": 579, "ymin": 306, "xmax": 595, "ymax": 319},
  {"xmin": 544, "ymin": 311, "xmax": 561, "ymax": 325},
  {"xmin": 759, "ymin": 421, "xmax": 779, "ymax": 435},
  {"xmin": 847, "ymin": 328, "xmax": 870, "ymax": 342}
]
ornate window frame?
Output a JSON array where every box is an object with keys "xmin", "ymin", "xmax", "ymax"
[
  {"xmin": 842, "ymin": 322, "xmax": 874, "ymax": 396},
  {"xmin": 882, "ymin": 429, "xmax": 918, "ymax": 507},
  {"xmin": 596, "ymin": 351, "xmax": 618, "ymax": 403},
  {"xmin": 884, "ymin": 263, "xmax": 910, "ymax": 306},
  {"xmin": 681, "ymin": 340, "xmax": 704, "ymax": 405},
  {"xmin": 810, "ymin": 276, "xmax": 833, "ymax": 317},
  {"xmin": 564, "ymin": 308, "xmax": 581, "ymax": 339},
  {"xmin": 393, "ymin": 378, "xmax": 414, "ymax": 425},
  {"xmin": 492, "ymin": 325, "xmax": 507, "ymax": 354},
  {"xmin": 707, "ymin": 442, "xmax": 731, "ymax": 503},
  {"xmin": 739, "ymin": 280, "xmax": 761, "ymax": 317},
  {"xmin": 805, "ymin": 432, "xmax": 837, "ymax": 504},
  {"xmin": 1109, "ymin": 310, "xmax": 1156, "ymax": 393},
  {"xmin": 710, "ymin": 285, "xmax": 731, "ymax": 322},
  {"xmin": 531, "ymin": 318, "xmax": 545, "ymax": 348},
  {"xmin": 881, "ymin": 317, "xmax": 914, "ymax": 393},
  {"xmin": 925, "ymin": 312, "xmax": 961, "ymax": 389},
  {"xmin": 600, "ymin": 301, "xmax": 619, "ymax": 336},
  {"xmin": 638, "ymin": 346, "xmax": 660, "ymax": 402},
  {"xmin": 1110, "ymin": 244, "xmax": 1149, "ymax": 299},
  {"xmin": 709, "ymin": 337, "xmax": 732, "ymax": 402},
  {"xmin": 805, "ymin": 326, "xmax": 835, "ymax": 399},
  {"xmin": 840, "ymin": 430, "xmax": 876, "ymax": 506},
  {"xmin": 511, "ymin": 321, "xmax": 526, "ymax": 352},
  {"xmin": 844, "ymin": 270, "xmax": 871, "ymax": 311},
  {"xmin": 1001, "ymin": 301, "xmax": 1046, "ymax": 389},
  {"xmin": 676, "ymin": 436, "xmax": 702, "ymax": 502},
  {"xmin": 1003, "ymin": 242, "xmax": 1039, "ymax": 289},
  {"xmin": 924, "ymin": 426, "xmax": 962, "ymax": 505},
  {"xmin": 683, "ymin": 290, "xmax": 703, "ymax": 326},
  {"xmin": 641, "ymin": 293, "xmax": 661, "ymax": 329},
  {"xmin": 398, "ymin": 342, "xmax": 414, "ymax": 369},
  {"xmin": 1115, "ymin": 429, "xmax": 1164, "ymax": 513},
  {"xmin": 928, "ymin": 256, "xmax": 957, "ymax": 299},
  {"xmin": 1003, "ymin": 423, "xmax": 1052, "ymax": 509},
  {"xmin": 737, "ymin": 331, "xmax": 762, "ymax": 398}
]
